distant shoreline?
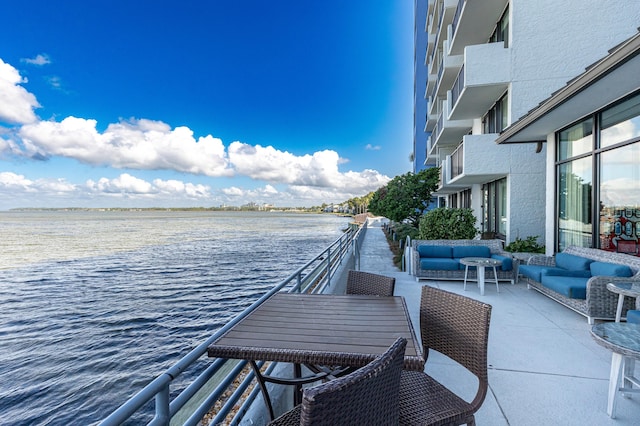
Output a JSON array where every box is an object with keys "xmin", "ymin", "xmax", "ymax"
[{"xmin": 8, "ymin": 206, "xmax": 325, "ymax": 213}]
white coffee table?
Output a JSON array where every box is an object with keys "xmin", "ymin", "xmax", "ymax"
[{"xmin": 460, "ymin": 257, "xmax": 502, "ymax": 296}]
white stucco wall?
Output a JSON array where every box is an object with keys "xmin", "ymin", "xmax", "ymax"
[{"xmin": 510, "ymin": 0, "xmax": 640, "ymax": 121}]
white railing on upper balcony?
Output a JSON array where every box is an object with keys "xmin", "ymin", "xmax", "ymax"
[
  {"xmin": 451, "ymin": 142, "xmax": 464, "ymax": 179},
  {"xmin": 451, "ymin": 64, "xmax": 465, "ymax": 109}
]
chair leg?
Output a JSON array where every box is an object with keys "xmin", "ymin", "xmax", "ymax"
[{"xmin": 463, "ymin": 265, "xmax": 469, "ymax": 291}]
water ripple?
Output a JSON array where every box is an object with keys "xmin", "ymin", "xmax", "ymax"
[{"xmin": 0, "ymin": 211, "xmax": 348, "ymax": 425}]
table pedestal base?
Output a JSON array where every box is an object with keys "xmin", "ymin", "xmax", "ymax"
[{"xmin": 607, "ymin": 353, "xmax": 640, "ymax": 418}]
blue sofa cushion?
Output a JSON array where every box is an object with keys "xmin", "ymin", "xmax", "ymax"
[
  {"xmin": 452, "ymin": 245, "xmax": 491, "ymax": 259},
  {"xmin": 417, "ymin": 245, "xmax": 453, "ymax": 259},
  {"xmin": 491, "ymin": 254, "xmax": 513, "ymax": 271},
  {"xmin": 541, "ymin": 269, "xmax": 592, "ymax": 278},
  {"xmin": 519, "ymin": 265, "xmax": 565, "ymax": 282},
  {"xmin": 420, "ymin": 258, "xmax": 459, "ymax": 271},
  {"xmin": 554, "ymin": 252, "xmax": 593, "ymax": 271},
  {"xmin": 540, "ymin": 275, "xmax": 588, "ymax": 299},
  {"xmin": 627, "ymin": 310, "xmax": 640, "ymax": 324},
  {"xmin": 589, "ymin": 261, "xmax": 633, "ymax": 277}
]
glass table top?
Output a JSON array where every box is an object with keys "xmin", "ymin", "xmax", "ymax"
[
  {"xmin": 607, "ymin": 281, "xmax": 640, "ymax": 297},
  {"xmin": 591, "ymin": 322, "xmax": 640, "ymax": 354},
  {"xmin": 459, "ymin": 257, "xmax": 502, "ymax": 266}
]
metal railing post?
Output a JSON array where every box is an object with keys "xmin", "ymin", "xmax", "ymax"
[
  {"xmin": 151, "ymin": 383, "xmax": 170, "ymax": 426},
  {"xmin": 326, "ymin": 246, "xmax": 331, "ymax": 288}
]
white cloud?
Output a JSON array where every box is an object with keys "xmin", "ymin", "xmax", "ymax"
[
  {"xmin": 87, "ymin": 173, "xmax": 154, "ymax": 194},
  {"xmin": 365, "ymin": 143, "xmax": 381, "ymax": 150},
  {"xmin": 21, "ymin": 54, "xmax": 51, "ymax": 66},
  {"xmin": 19, "ymin": 117, "xmax": 234, "ymax": 176},
  {"xmin": 46, "ymin": 75, "xmax": 63, "ymax": 90},
  {"xmin": 0, "ymin": 59, "xmax": 40, "ymax": 124},
  {"xmin": 0, "ymin": 171, "xmax": 216, "ymax": 208},
  {"xmin": 228, "ymin": 142, "xmax": 346, "ymax": 186},
  {"xmin": 221, "ymin": 184, "xmax": 280, "ymax": 200},
  {"xmin": 0, "ymin": 171, "xmax": 35, "ymax": 190},
  {"xmin": 153, "ymin": 178, "xmax": 211, "ymax": 198}
]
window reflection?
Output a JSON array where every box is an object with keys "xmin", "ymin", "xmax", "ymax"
[{"xmin": 599, "ymin": 142, "xmax": 640, "ymax": 255}]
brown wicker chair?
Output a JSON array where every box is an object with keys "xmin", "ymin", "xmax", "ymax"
[
  {"xmin": 346, "ymin": 270, "xmax": 395, "ymax": 296},
  {"xmin": 398, "ymin": 286, "xmax": 492, "ymax": 426},
  {"xmin": 269, "ymin": 337, "xmax": 407, "ymax": 426}
]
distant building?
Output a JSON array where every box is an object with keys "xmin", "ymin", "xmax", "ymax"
[{"xmin": 415, "ymin": 0, "xmax": 640, "ymax": 243}]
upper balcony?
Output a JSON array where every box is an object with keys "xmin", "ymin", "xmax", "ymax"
[
  {"xmin": 427, "ymin": 0, "xmax": 436, "ymax": 16},
  {"xmin": 434, "ymin": 157, "xmax": 468, "ymax": 194},
  {"xmin": 448, "ymin": 0, "xmax": 509, "ymax": 55},
  {"xmin": 429, "ymin": 91, "xmax": 472, "ymax": 148},
  {"xmin": 445, "ymin": 133, "xmax": 510, "ymax": 187},
  {"xmin": 448, "ymin": 42, "xmax": 512, "ymax": 120},
  {"xmin": 427, "ymin": 0, "xmax": 458, "ymax": 67}
]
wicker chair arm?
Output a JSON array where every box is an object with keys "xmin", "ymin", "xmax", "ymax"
[
  {"xmin": 527, "ymin": 255, "xmax": 555, "ymax": 266},
  {"xmin": 586, "ymin": 276, "xmax": 639, "ymax": 318}
]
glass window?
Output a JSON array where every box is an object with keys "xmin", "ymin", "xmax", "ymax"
[
  {"xmin": 599, "ymin": 142, "xmax": 640, "ymax": 254},
  {"xmin": 558, "ymin": 119, "xmax": 593, "ymax": 160},
  {"xmin": 482, "ymin": 93, "xmax": 508, "ymax": 133},
  {"xmin": 557, "ymin": 157, "xmax": 592, "ymax": 251},
  {"xmin": 601, "ymin": 95, "xmax": 640, "ymax": 148},
  {"xmin": 489, "ymin": 6, "xmax": 509, "ymax": 47},
  {"xmin": 482, "ymin": 178, "xmax": 507, "ymax": 238},
  {"xmin": 498, "ymin": 179, "xmax": 507, "ymax": 236}
]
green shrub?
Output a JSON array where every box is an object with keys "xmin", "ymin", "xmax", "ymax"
[
  {"xmin": 418, "ymin": 208, "xmax": 477, "ymax": 239},
  {"xmin": 391, "ymin": 222, "xmax": 420, "ymax": 241},
  {"xmin": 504, "ymin": 236, "xmax": 545, "ymax": 253}
]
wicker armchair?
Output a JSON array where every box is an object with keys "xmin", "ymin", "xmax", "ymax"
[
  {"xmin": 346, "ymin": 270, "xmax": 396, "ymax": 296},
  {"xmin": 399, "ymin": 286, "xmax": 492, "ymax": 426},
  {"xmin": 269, "ymin": 337, "xmax": 407, "ymax": 426}
]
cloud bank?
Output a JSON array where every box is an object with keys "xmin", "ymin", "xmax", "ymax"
[{"xmin": 0, "ymin": 58, "xmax": 390, "ymax": 208}]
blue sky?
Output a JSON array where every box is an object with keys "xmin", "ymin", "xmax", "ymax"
[{"xmin": 0, "ymin": 1, "xmax": 414, "ymax": 209}]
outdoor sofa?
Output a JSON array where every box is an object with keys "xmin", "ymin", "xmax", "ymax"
[
  {"xmin": 411, "ymin": 239, "xmax": 517, "ymax": 284},
  {"xmin": 519, "ymin": 246, "xmax": 640, "ymax": 323}
]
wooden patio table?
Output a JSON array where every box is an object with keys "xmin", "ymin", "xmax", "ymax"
[{"xmin": 207, "ymin": 292, "xmax": 424, "ymax": 419}]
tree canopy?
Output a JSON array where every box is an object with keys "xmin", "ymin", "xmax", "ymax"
[{"xmin": 368, "ymin": 167, "xmax": 440, "ymax": 227}]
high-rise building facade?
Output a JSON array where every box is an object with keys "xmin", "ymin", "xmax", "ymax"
[
  {"xmin": 413, "ymin": 0, "xmax": 429, "ymax": 173},
  {"xmin": 418, "ymin": 0, "xmax": 640, "ymax": 243}
]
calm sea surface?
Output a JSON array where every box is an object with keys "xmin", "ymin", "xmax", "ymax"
[{"xmin": 0, "ymin": 210, "xmax": 349, "ymax": 425}]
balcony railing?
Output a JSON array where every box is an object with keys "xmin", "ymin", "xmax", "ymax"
[
  {"xmin": 432, "ymin": 113, "xmax": 443, "ymax": 142},
  {"xmin": 450, "ymin": 143, "xmax": 464, "ymax": 179},
  {"xmin": 451, "ymin": 64, "xmax": 464, "ymax": 110},
  {"xmin": 99, "ymin": 223, "xmax": 367, "ymax": 426},
  {"xmin": 451, "ymin": 0, "xmax": 464, "ymax": 39}
]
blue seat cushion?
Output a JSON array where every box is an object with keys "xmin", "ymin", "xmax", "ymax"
[
  {"xmin": 627, "ymin": 310, "xmax": 640, "ymax": 324},
  {"xmin": 541, "ymin": 269, "xmax": 592, "ymax": 278},
  {"xmin": 491, "ymin": 254, "xmax": 513, "ymax": 271},
  {"xmin": 554, "ymin": 252, "xmax": 593, "ymax": 271},
  {"xmin": 420, "ymin": 258, "xmax": 459, "ymax": 271},
  {"xmin": 417, "ymin": 245, "xmax": 453, "ymax": 259},
  {"xmin": 540, "ymin": 275, "xmax": 588, "ymax": 299},
  {"xmin": 519, "ymin": 265, "xmax": 565, "ymax": 282},
  {"xmin": 452, "ymin": 245, "xmax": 491, "ymax": 259},
  {"xmin": 589, "ymin": 261, "xmax": 633, "ymax": 277}
]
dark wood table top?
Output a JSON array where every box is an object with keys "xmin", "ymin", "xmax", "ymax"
[{"xmin": 207, "ymin": 293, "xmax": 424, "ymax": 371}]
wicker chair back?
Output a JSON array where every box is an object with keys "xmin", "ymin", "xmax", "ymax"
[{"xmin": 346, "ymin": 270, "xmax": 396, "ymax": 296}]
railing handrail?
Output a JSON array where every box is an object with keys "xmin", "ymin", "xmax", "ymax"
[{"xmin": 99, "ymin": 219, "xmax": 367, "ymax": 426}]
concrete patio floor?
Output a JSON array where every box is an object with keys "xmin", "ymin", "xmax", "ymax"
[{"xmin": 359, "ymin": 218, "xmax": 640, "ymax": 425}]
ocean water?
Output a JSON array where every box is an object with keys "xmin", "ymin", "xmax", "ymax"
[{"xmin": 0, "ymin": 210, "xmax": 349, "ymax": 425}]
